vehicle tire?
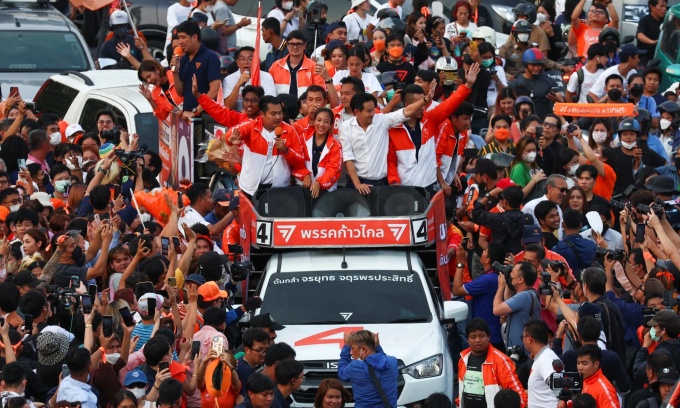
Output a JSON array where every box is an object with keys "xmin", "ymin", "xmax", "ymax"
[{"xmin": 145, "ymin": 37, "xmax": 167, "ymax": 62}]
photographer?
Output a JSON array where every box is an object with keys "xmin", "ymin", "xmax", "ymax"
[
  {"xmin": 493, "ymin": 262, "xmax": 540, "ymax": 351},
  {"xmin": 522, "ymin": 319, "xmax": 559, "ymax": 408},
  {"xmin": 632, "ymin": 310, "xmax": 680, "ymax": 385},
  {"xmin": 552, "ymin": 209, "xmax": 597, "ymax": 278},
  {"xmin": 576, "ymin": 345, "xmax": 620, "ymax": 408},
  {"xmin": 96, "ymin": 110, "xmax": 118, "ymax": 146}
]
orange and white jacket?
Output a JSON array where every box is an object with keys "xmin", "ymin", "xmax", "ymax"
[
  {"xmin": 435, "ymin": 120, "xmax": 470, "ymax": 185},
  {"xmin": 151, "ymin": 72, "xmax": 183, "ymax": 120},
  {"xmin": 387, "ymin": 85, "xmax": 472, "ymax": 187},
  {"xmin": 457, "ymin": 345, "xmax": 528, "ymax": 408},
  {"xmin": 269, "ymin": 55, "xmax": 327, "ymax": 96},
  {"xmin": 224, "ymin": 119, "xmax": 307, "ymax": 196},
  {"xmin": 292, "ymin": 128, "xmax": 342, "ymax": 191}
]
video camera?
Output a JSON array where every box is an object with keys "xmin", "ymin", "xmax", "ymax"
[
  {"xmin": 45, "ymin": 283, "xmax": 81, "ymax": 317},
  {"xmin": 610, "ymin": 199, "xmax": 629, "ymax": 212},
  {"xmin": 636, "ymin": 202, "xmax": 664, "ymax": 218},
  {"xmin": 642, "ymin": 307, "xmax": 659, "ymax": 326},
  {"xmin": 506, "ymin": 345, "xmax": 526, "ymax": 365},
  {"xmin": 595, "ymin": 247, "xmax": 626, "ymax": 261},
  {"xmin": 101, "ymin": 126, "xmax": 122, "ymax": 144},
  {"xmin": 550, "ymin": 359, "xmax": 582, "ymax": 402},
  {"xmin": 114, "ymin": 149, "xmax": 145, "ymax": 167},
  {"xmin": 611, "ymin": 185, "xmax": 637, "ymax": 205}
]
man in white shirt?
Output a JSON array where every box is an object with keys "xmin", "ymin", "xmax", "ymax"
[
  {"xmin": 587, "ymin": 43, "xmax": 644, "ymax": 101},
  {"xmin": 523, "ymin": 319, "xmax": 559, "ymax": 408},
  {"xmin": 0, "ymin": 363, "xmax": 36, "ymax": 408},
  {"xmin": 523, "ymin": 174, "xmax": 567, "ymax": 238},
  {"xmin": 338, "ymin": 90, "xmax": 433, "ymax": 194},
  {"xmin": 566, "ymin": 43, "xmax": 606, "ymax": 103},
  {"xmin": 178, "ymin": 182, "xmax": 233, "ymax": 236},
  {"xmin": 57, "ymin": 348, "xmax": 98, "ymax": 408},
  {"xmin": 223, "ymin": 46, "xmax": 276, "ymax": 111}
]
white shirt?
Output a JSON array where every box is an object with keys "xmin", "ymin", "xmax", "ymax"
[
  {"xmin": 1, "ymin": 391, "xmax": 36, "ymax": 408},
  {"xmin": 222, "ymin": 70, "xmax": 277, "ymax": 111},
  {"xmin": 589, "ymin": 65, "xmax": 636, "ymax": 98},
  {"xmin": 332, "ymin": 70, "xmax": 383, "ymax": 95},
  {"xmin": 189, "ymin": 9, "xmax": 214, "ymax": 25},
  {"xmin": 57, "ymin": 376, "xmax": 98, "ymax": 408},
  {"xmin": 444, "ymin": 21, "xmax": 477, "ymax": 41},
  {"xmin": 343, "ymin": 13, "xmax": 371, "ymax": 42},
  {"xmin": 338, "ymin": 109, "xmax": 407, "ymax": 180},
  {"xmin": 178, "ymin": 206, "xmax": 210, "ymax": 233},
  {"xmin": 523, "ymin": 195, "xmax": 564, "ymax": 240},
  {"xmin": 268, "ymin": 8, "xmax": 299, "ymax": 37},
  {"xmin": 527, "ymin": 346, "xmax": 559, "ymax": 408},
  {"xmin": 566, "ymin": 67, "xmax": 604, "ymax": 103},
  {"xmin": 260, "ymin": 128, "xmax": 277, "ymax": 185},
  {"xmin": 486, "ymin": 65, "xmax": 508, "ymax": 108},
  {"xmin": 369, "ymin": 2, "xmax": 402, "ymax": 26},
  {"xmin": 165, "ymin": 3, "xmax": 192, "ymax": 50},
  {"xmin": 581, "ymin": 227, "xmax": 624, "ymax": 251}
]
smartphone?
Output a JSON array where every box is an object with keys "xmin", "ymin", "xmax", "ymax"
[
  {"xmin": 113, "ymin": 184, "xmax": 121, "ymax": 199},
  {"xmin": 70, "ymin": 275, "xmax": 79, "ymax": 289},
  {"xmin": 81, "ymin": 295, "xmax": 92, "ymax": 314},
  {"xmin": 172, "ymin": 237, "xmax": 182, "ymax": 254},
  {"xmin": 159, "ymin": 361, "xmax": 169, "ymax": 371},
  {"xmin": 211, "ymin": 336, "xmax": 224, "ymax": 354},
  {"xmin": 9, "ymin": 86, "xmax": 19, "ymax": 98},
  {"xmin": 191, "ymin": 340, "xmax": 201, "ymax": 360},
  {"xmin": 182, "ymin": 288, "xmax": 189, "ymax": 304},
  {"xmin": 161, "ymin": 237, "xmax": 169, "ymax": 256},
  {"xmin": 147, "ymin": 297, "xmax": 157, "ymax": 317},
  {"xmin": 17, "ymin": 159, "xmax": 26, "ymax": 171},
  {"xmin": 102, "ymin": 315, "xmax": 113, "ymax": 337},
  {"xmin": 61, "ymin": 363, "xmax": 70, "ymax": 378},
  {"xmin": 635, "ymin": 223, "xmax": 646, "ymax": 243},
  {"xmin": 535, "ymin": 126, "xmax": 543, "ymax": 137},
  {"xmin": 135, "ymin": 281, "xmax": 155, "ymax": 300},
  {"xmin": 94, "ymin": 214, "xmax": 101, "ymax": 224},
  {"xmin": 22, "ymin": 194, "xmax": 30, "ymax": 203},
  {"xmin": 119, "ymin": 305, "xmax": 135, "ymax": 327},
  {"xmin": 177, "ymin": 192, "xmax": 184, "ymax": 209},
  {"xmin": 637, "ymin": 138, "xmax": 648, "ymax": 152},
  {"xmin": 88, "ymin": 284, "xmax": 97, "ymax": 301},
  {"xmin": 23, "ymin": 314, "xmax": 33, "ymax": 332},
  {"xmin": 567, "ymin": 123, "xmax": 577, "ymax": 134},
  {"xmin": 168, "ymin": 277, "xmax": 176, "ymax": 287}
]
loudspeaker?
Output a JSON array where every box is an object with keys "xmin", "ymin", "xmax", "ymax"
[
  {"xmin": 254, "ymin": 187, "xmax": 312, "ymax": 218},
  {"xmin": 369, "ymin": 186, "xmax": 428, "ymax": 216},
  {"xmin": 312, "ymin": 189, "xmax": 371, "ymax": 217}
]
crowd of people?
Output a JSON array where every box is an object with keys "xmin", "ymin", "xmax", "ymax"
[{"xmin": 2, "ymin": 0, "xmax": 680, "ymax": 406}]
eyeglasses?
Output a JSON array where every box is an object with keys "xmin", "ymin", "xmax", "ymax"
[
  {"xmin": 238, "ymin": 57, "xmax": 253, "ymax": 62},
  {"xmin": 252, "ymin": 347, "xmax": 269, "ymax": 355},
  {"xmin": 127, "ymin": 383, "xmax": 146, "ymax": 389},
  {"xmin": 589, "ymin": 9, "xmax": 606, "ymax": 14},
  {"xmin": 555, "ymin": 187, "xmax": 568, "ymax": 193},
  {"xmin": 288, "ymin": 42, "xmax": 305, "ymax": 48},
  {"xmin": 542, "ymin": 121, "xmax": 558, "ymax": 128},
  {"xmin": 97, "ymin": 120, "xmax": 113, "ymax": 125},
  {"xmin": 0, "ymin": 180, "xmax": 8, "ymax": 186}
]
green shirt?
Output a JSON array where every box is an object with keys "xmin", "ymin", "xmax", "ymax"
[{"xmin": 510, "ymin": 161, "xmax": 532, "ymax": 187}]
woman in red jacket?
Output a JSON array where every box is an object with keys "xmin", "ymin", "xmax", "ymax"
[
  {"xmin": 295, "ymin": 108, "xmax": 343, "ymax": 198},
  {"xmin": 138, "ymin": 60, "xmax": 184, "ymax": 120}
]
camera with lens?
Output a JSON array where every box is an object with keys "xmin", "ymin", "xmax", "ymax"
[
  {"xmin": 541, "ymin": 259, "xmax": 566, "ymax": 276},
  {"xmin": 492, "ymin": 261, "xmax": 513, "ymax": 277},
  {"xmin": 114, "ymin": 149, "xmax": 145, "ymax": 167},
  {"xmin": 101, "ymin": 126, "xmax": 122, "ymax": 144},
  {"xmin": 636, "ymin": 203, "xmax": 664, "ymax": 218},
  {"xmin": 227, "ymin": 244, "xmax": 244, "ymax": 255},
  {"xmin": 610, "ymin": 199, "xmax": 628, "ymax": 212},
  {"xmin": 642, "ymin": 307, "xmax": 659, "ymax": 326},
  {"xmin": 549, "ymin": 372, "xmax": 583, "ymax": 400},
  {"xmin": 45, "ymin": 285, "xmax": 79, "ymax": 316},
  {"xmin": 230, "ymin": 259, "xmax": 252, "ymax": 282},
  {"xmin": 506, "ymin": 345, "xmax": 525, "ymax": 364},
  {"xmin": 595, "ymin": 247, "xmax": 626, "ymax": 261},
  {"xmin": 539, "ymin": 271, "xmax": 555, "ymax": 296}
]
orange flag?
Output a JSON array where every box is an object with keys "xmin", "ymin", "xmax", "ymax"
[{"xmin": 251, "ymin": 0, "xmax": 262, "ymax": 87}]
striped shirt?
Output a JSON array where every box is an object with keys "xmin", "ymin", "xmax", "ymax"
[
  {"xmin": 478, "ymin": 141, "xmax": 516, "ymax": 157},
  {"xmin": 131, "ymin": 322, "xmax": 155, "ymax": 352}
]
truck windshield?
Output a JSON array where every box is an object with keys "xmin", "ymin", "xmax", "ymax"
[
  {"xmin": 0, "ymin": 32, "xmax": 90, "ymax": 71},
  {"xmin": 260, "ymin": 271, "xmax": 432, "ymax": 325}
]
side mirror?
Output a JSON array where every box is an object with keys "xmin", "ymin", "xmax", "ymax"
[
  {"xmin": 440, "ymin": 300, "xmax": 468, "ymax": 325},
  {"xmin": 665, "ymin": 64, "xmax": 680, "ymax": 78}
]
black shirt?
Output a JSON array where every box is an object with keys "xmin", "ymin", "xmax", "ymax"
[
  {"xmin": 311, "ymin": 136, "xmax": 327, "ymax": 176},
  {"xmin": 543, "ymin": 231, "xmax": 559, "ymax": 249},
  {"xmin": 611, "ymin": 147, "xmax": 667, "ymax": 195},
  {"xmin": 376, "ymin": 59, "xmax": 417, "ymax": 85},
  {"xmin": 637, "ymin": 14, "xmax": 663, "ymax": 64},
  {"xmin": 54, "ymin": 264, "xmax": 88, "ymax": 288},
  {"xmin": 404, "ymin": 121, "xmax": 422, "ymax": 157},
  {"xmin": 99, "ymin": 35, "xmax": 142, "ymax": 64},
  {"xmin": 462, "ymin": 352, "xmax": 487, "ymax": 408},
  {"xmin": 509, "ymin": 73, "xmax": 559, "ymax": 118},
  {"xmin": 287, "ymin": 60, "xmax": 302, "ymax": 99},
  {"xmin": 588, "ymin": 194, "xmax": 610, "ymax": 211}
]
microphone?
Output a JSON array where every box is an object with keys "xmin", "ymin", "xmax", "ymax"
[
  {"xmin": 274, "ymin": 127, "xmax": 283, "ymax": 137},
  {"xmin": 171, "ymin": 46, "xmax": 183, "ymax": 72}
]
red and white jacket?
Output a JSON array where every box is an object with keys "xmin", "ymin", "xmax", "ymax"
[
  {"xmin": 386, "ymin": 85, "xmax": 472, "ymax": 187},
  {"xmin": 224, "ymin": 119, "xmax": 307, "ymax": 195},
  {"xmin": 293, "ymin": 128, "xmax": 342, "ymax": 191},
  {"xmin": 435, "ymin": 120, "xmax": 469, "ymax": 185}
]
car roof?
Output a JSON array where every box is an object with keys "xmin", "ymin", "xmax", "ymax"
[
  {"xmin": 0, "ymin": 2, "xmax": 74, "ymax": 31},
  {"xmin": 271, "ymin": 250, "xmax": 421, "ymax": 273},
  {"xmin": 53, "ymin": 69, "xmax": 143, "ymax": 90}
]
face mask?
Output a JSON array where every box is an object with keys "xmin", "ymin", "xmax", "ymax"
[
  {"xmin": 661, "ymin": 118, "xmax": 672, "ymax": 130},
  {"xmin": 205, "ymin": 5, "xmax": 214, "ymax": 12},
  {"xmin": 517, "ymin": 33, "xmax": 530, "ymax": 43},
  {"xmin": 113, "ymin": 27, "xmax": 128, "ymax": 39},
  {"xmin": 535, "ymin": 13, "xmax": 548, "ymax": 24},
  {"xmin": 106, "ymin": 353, "xmax": 121, "ymax": 365},
  {"xmin": 49, "ymin": 132, "xmax": 61, "ymax": 146},
  {"xmin": 495, "ymin": 128, "xmax": 510, "ymax": 142},
  {"xmin": 388, "ymin": 46, "xmax": 403, "ymax": 59},
  {"xmin": 282, "ymin": 1, "xmax": 293, "ymax": 10},
  {"xmin": 129, "ymin": 388, "xmax": 146, "ymax": 399},
  {"xmin": 481, "ymin": 58, "xmax": 494, "ymax": 68},
  {"xmin": 591, "ymin": 130, "xmax": 608, "ymax": 144},
  {"xmin": 568, "ymin": 163, "xmax": 579, "ymax": 175},
  {"xmin": 630, "ymin": 84, "xmax": 643, "ymax": 97},
  {"xmin": 601, "ymin": 223, "xmax": 609, "ymax": 235},
  {"xmin": 523, "ymin": 151, "xmax": 537, "ymax": 163},
  {"xmin": 650, "ymin": 326, "xmax": 662, "ymax": 342},
  {"xmin": 607, "ymin": 88, "xmax": 622, "ymax": 101},
  {"xmin": 621, "ymin": 141, "xmax": 637, "ymax": 150},
  {"xmin": 9, "ymin": 204, "xmax": 20, "ymax": 212},
  {"xmin": 140, "ymin": 213, "xmax": 152, "ymax": 223},
  {"xmin": 386, "ymin": 89, "xmax": 395, "ymax": 101},
  {"xmin": 55, "ymin": 179, "xmax": 71, "ymax": 193},
  {"xmin": 373, "ymin": 39, "xmax": 385, "ymax": 51}
]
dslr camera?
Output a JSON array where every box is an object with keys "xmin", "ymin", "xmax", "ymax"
[
  {"xmin": 114, "ymin": 149, "xmax": 145, "ymax": 167},
  {"xmin": 595, "ymin": 247, "xmax": 626, "ymax": 261},
  {"xmin": 539, "ymin": 271, "xmax": 554, "ymax": 296},
  {"xmin": 101, "ymin": 126, "xmax": 122, "ymax": 144},
  {"xmin": 636, "ymin": 202, "xmax": 664, "ymax": 218},
  {"xmin": 492, "ymin": 261, "xmax": 513, "ymax": 277},
  {"xmin": 506, "ymin": 345, "xmax": 526, "ymax": 364},
  {"xmin": 541, "ymin": 259, "xmax": 566, "ymax": 276}
]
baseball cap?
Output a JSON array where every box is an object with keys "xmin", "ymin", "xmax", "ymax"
[
  {"xmin": 646, "ymin": 175, "xmax": 677, "ymax": 194},
  {"xmin": 124, "ymin": 370, "xmax": 148, "ymax": 386},
  {"xmin": 30, "ymin": 192, "xmax": 54, "ymax": 208},
  {"xmin": 110, "ymin": 10, "xmax": 129, "ymax": 26},
  {"xmin": 647, "ymin": 309, "xmax": 680, "ymax": 328},
  {"xmin": 578, "ymin": 302, "xmax": 602, "ymax": 320},
  {"xmin": 190, "ymin": 11, "xmax": 209, "ymax": 24},
  {"xmin": 657, "ymin": 367, "xmax": 679, "ymax": 384},
  {"xmin": 351, "ymin": 0, "xmax": 367, "ymax": 8},
  {"xmin": 522, "ymin": 225, "xmax": 543, "ymax": 243},
  {"xmin": 185, "ymin": 273, "xmax": 207, "ymax": 285},
  {"xmin": 496, "ymin": 178, "xmax": 517, "ymax": 189},
  {"xmin": 619, "ymin": 43, "xmax": 647, "ymax": 58},
  {"xmin": 12, "ymin": 270, "xmax": 43, "ymax": 288},
  {"xmin": 65, "ymin": 124, "xmax": 84, "ymax": 138},
  {"xmin": 468, "ymin": 158, "xmax": 497, "ymax": 177},
  {"xmin": 249, "ymin": 312, "xmax": 285, "ymax": 330},
  {"xmin": 213, "ymin": 189, "xmax": 234, "ymax": 207},
  {"xmin": 219, "ymin": 55, "xmax": 234, "ymax": 70},
  {"xmin": 229, "ymin": 196, "xmax": 240, "ymax": 212},
  {"xmin": 325, "ymin": 21, "xmax": 347, "ymax": 37},
  {"xmin": 198, "ymin": 281, "xmax": 228, "ymax": 302}
]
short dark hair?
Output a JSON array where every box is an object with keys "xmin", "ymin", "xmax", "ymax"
[
  {"xmin": 520, "ymin": 115, "xmax": 541, "ymax": 132},
  {"xmin": 0, "ymin": 188, "xmax": 19, "ymax": 206},
  {"xmin": 605, "ymin": 74, "xmax": 623, "ymax": 87},
  {"xmin": 286, "ymin": 30, "xmax": 306, "ymax": 43},
  {"xmin": 176, "ymin": 20, "xmax": 201, "ymax": 40},
  {"xmin": 493, "ymin": 389, "xmax": 521, "ymax": 408},
  {"xmin": 340, "ymin": 76, "xmax": 365, "ymax": 94},
  {"xmin": 572, "ymin": 394, "xmax": 597, "ymax": 408},
  {"xmin": 157, "ymin": 378, "xmax": 184, "ymax": 405},
  {"xmin": 260, "ymin": 95, "xmax": 282, "ymax": 114},
  {"xmin": 544, "ymin": 113, "xmax": 563, "ymax": 128},
  {"xmin": 517, "ymin": 261, "xmax": 537, "ymax": 286},
  {"xmin": 95, "ymin": 110, "xmax": 117, "ymax": 125},
  {"xmin": 644, "ymin": 67, "xmax": 663, "ymax": 83},
  {"xmin": 243, "ymin": 85, "xmax": 265, "ymax": 100},
  {"xmin": 350, "ymin": 93, "xmax": 377, "ymax": 113},
  {"xmin": 524, "ymin": 243, "xmax": 546, "ymax": 259},
  {"xmin": 402, "ymin": 84, "xmax": 425, "ymax": 104},
  {"xmin": 424, "ymin": 393, "xmax": 452, "ymax": 408},
  {"xmin": 524, "ymin": 319, "xmax": 549, "ymax": 344},
  {"xmin": 243, "ymin": 328, "xmax": 271, "ymax": 349},
  {"xmin": 306, "ymin": 85, "xmax": 327, "ymax": 101},
  {"xmin": 66, "ymin": 347, "xmax": 91, "ymax": 376},
  {"xmin": 143, "ymin": 335, "xmax": 171, "ymax": 367},
  {"xmin": 577, "ymin": 343, "xmax": 602, "ymax": 363},
  {"xmin": 203, "ymin": 306, "xmax": 227, "ymax": 328},
  {"xmin": 90, "ymin": 185, "xmax": 112, "ymax": 210},
  {"xmin": 50, "ymin": 164, "xmax": 71, "ymax": 181},
  {"xmin": 452, "ymin": 101, "xmax": 474, "ymax": 117},
  {"xmin": 236, "ymin": 46, "xmax": 255, "ymax": 59},
  {"xmin": 145, "ymin": 152, "xmax": 163, "ymax": 176},
  {"xmin": 18, "ymin": 290, "xmax": 47, "ymax": 318},
  {"xmin": 576, "ymin": 316, "xmax": 600, "ymax": 342},
  {"xmin": 648, "ymin": 350, "xmax": 674, "ymax": 373},
  {"xmin": 187, "ymin": 182, "xmax": 210, "ymax": 205},
  {"xmin": 587, "ymin": 43, "xmax": 607, "ymax": 60},
  {"xmin": 491, "ymin": 114, "xmax": 512, "ymax": 128},
  {"xmin": 416, "ymin": 70, "xmax": 438, "ymax": 85},
  {"xmin": 386, "ymin": 33, "xmax": 404, "ymax": 46},
  {"xmin": 2, "ymin": 362, "xmax": 26, "ymax": 387},
  {"xmin": 575, "ymin": 164, "xmax": 598, "ymax": 179},
  {"xmin": 264, "ymin": 342, "xmax": 297, "ymax": 366},
  {"xmin": 502, "ymin": 186, "xmax": 524, "ymax": 209},
  {"xmin": 582, "ymin": 267, "xmax": 607, "ymax": 296},
  {"xmin": 466, "ymin": 318, "xmax": 490, "ymax": 337},
  {"xmin": 247, "ymin": 372, "xmax": 277, "ymax": 393},
  {"xmin": 562, "ymin": 208, "xmax": 583, "ymax": 230},
  {"xmin": 14, "ymin": 209, "xmax": 39, "ymax": 228},
  {"xmin": 275, "ymin": 358, "xmax": 304, "ymax": 385},
  {"xmin": 534, "ymin": 200, "xmax": 558, "ymax": 223},
  {"xmin": 262, "ymin": 17, "xmax": 281, "ymax": 36}
]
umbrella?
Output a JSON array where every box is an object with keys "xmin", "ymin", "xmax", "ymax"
[{"xmin": 70, "ymin": 0, "xmax": 113, "ymax": 11}]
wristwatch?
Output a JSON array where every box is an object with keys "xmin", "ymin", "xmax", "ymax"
[
  {"xmin": 324, "ymin": 78, "xmax": 333, "ymax": 84},
  {"xmin": 456, "ymin": 262, "xmax": 464, "ymax": 269},
  {"xmin": 97, "ymin": 167, "xmax": 108, "ymax": 175},
  {"xmin": 484, "ymin": 192, "xmax": 491, "ymax": 199}
]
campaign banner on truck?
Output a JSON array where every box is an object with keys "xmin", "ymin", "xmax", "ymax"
[
  {"xmin": 159, "ymin": 114, "xmax": 194, "ymax": 188},
  {"xmin": 553, "ymin": 103, "xmax": 636, "ymax": 117}
]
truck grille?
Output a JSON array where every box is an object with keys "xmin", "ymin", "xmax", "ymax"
[{"xmin": 291, "ymin": 360, "xmax": 406, "ymax": 405}]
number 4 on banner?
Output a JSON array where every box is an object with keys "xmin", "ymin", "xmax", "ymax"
[{"xmin": 295, "ymin": 327, "xmax": 364, "ymax": 349}]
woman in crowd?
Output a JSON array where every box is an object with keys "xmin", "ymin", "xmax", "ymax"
[
  {"xmin": 486, "ymin": 88, "xmax": 517, "ymax": 143},
  {"xmin": 138, "ymin": 60, "xmax": 183, "ymax": 121},
  {"xmin": 554, "ymin": 148, "xmax": 580, "ymax": 188},
  {"xmin": 537, "ymin": 2, "xmax": 563, "ymax": 62},
  {"xmin": 404, "ymin": 12, "xmax": 426, "ymax": 47},
  {"xmin": 333, "ymin": 46, "xmax": 383, "ymax": 97},
  {"xmin": 323, "ymin": 41, "xmax": 348, "ymax": 78},
  {"xmin": 343, "ymin": 0, "xmax": 372, "ymax": 43},
  {"xmin": 314, "ymin": 379, "xmax": 351, "ymax": 408},
  {"xmin": 444, "ymin": 1, "xmax": 477, "ymax": 56},
  {"xmin": 20, "ymin": 229, "xmax": 49, "ymax": 270},
  {"xmin": 370, "ymin": 28, "xmax": 387, "ymax": 66},
  {"xmin": 295, "ymin": 108, "xmax": 342, "ymax": 198},
  {"xmin": 510, "ymin": 137, "xmax": 543, "ymax": 189}
]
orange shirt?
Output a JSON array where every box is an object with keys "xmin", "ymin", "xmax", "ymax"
[
  {"xmin": 582, "ymin": 369, "xmax": 620, "ymax": 408},
  {"xmin": 593, "ymin": 162, "xmax": 616, "ymax": 200}
]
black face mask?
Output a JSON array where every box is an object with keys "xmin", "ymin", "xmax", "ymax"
[
  {"xmin": 607, "ymin": 88, "xmax": 622, "ymax": 101},
  {"xmin": 630, "ymin": 85, "xmax": 643, "ymax": 97},
  {"xmin": 596, "ymin": 63, "xmax": 606, "ymax": 70},
  {"xmin": 113, "ymin": 26, "xmax": 128, "ymax": 39},
  {"xmin": 72, "ymin": 246, "xmax": 85, "ymax": 267},
  {"xmin": 601, "ymin": 223, "xmax": 610, "ymax": 235}
]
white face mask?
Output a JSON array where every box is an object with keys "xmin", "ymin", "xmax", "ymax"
[
  {"xmin": 523, "ymin": 151, "xmax": 537, "ymax": 163},
  {"xmin": 517, "ymin": 33, "xmax": 530, "ymax": 43},
  {"xmin": 140, "ymin": 213, "xmax": 152, "ymax": 223},
  {"xmin": 591, "ymin": 131, "xmax": 608, "ymax": 144},
  {"xmin": 9, "ymin": 204, "xmax": 20, "ymax": 212},
  {"xmin": 660, "ymin": 118, "xmax": 672, "ymax": 130},
  {"xmin": 205, "ymin": 5, "xmax": 214, "ymax": 12},
  {"xmin": 49, "ymin": 132, "xmax": 62, "ymax": 146},
  {"xmin": 621, "ymin": 141, "xmax": 637, "ymax": 150},
  {"xmin": 568, "ymin": 163, "xmax": 579, "ymax": 175},
  {"xmin": 282, "ymin": 1, "xmax": 293, "ymax": 10},
  {"xmin": 535, "ymin": 13, "xmax": 548, "ymax": 25},
  {"xmin": 128, "ymin": 387, "xmax": 146, "ymax": 399},
  {"xmin": 106, "ymin": 353, "xmax": 121, "ymax": 365}
]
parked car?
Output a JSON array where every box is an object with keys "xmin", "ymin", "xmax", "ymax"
[
  {"xmin": 0, "ymin": 0, "xmax": 95, "ymax": 101},
  {"xmin": 33, "ymin": 70, "xmax": 159, "ymax": 153},
  {"xmin": 655, "ymin": 4, "xmax": 680, "ymax": 92}
]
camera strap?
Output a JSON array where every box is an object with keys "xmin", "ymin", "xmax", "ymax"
[
  {"xmin": 595, "ymin": 300, "xmax": 614, "ymax": 352},
  {"xmin": 367, "ymin": 363, "xmax": 392, "ymax": 408}
]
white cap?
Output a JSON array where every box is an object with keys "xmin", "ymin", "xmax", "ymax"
[
  {"xmin": 65, "ymin": 123, "xmax": 84, "ymax": 138},
  {"xmin": 30, "ymin": 192, "xmax": 54, "ymax": 208},
  {"xmin": 110, "ymin": 10, "xmax": 129, "ymax": 26},
  {"xmin": 351, "ymin": 0, "xmax": 367, "ymax": 9}
]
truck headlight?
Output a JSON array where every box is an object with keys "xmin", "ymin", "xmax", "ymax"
[{"xmin": 402, "ymin": 354, "xmax": 443, "ymax": 379}]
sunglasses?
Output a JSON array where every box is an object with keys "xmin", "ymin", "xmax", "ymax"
[{"xmin": 542, "ymin": 121, "xmax": 558, "ymax": 128}]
